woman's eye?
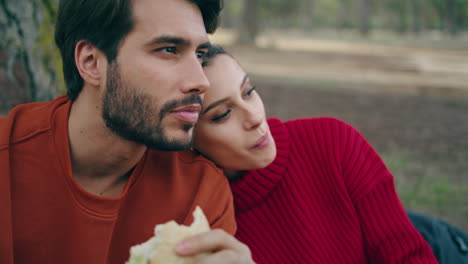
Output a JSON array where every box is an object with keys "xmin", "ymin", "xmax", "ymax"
[
  {"xmin": 196, "ymin": 50, "xmax": 207, "ymax": 64},
  {"xmin": 211, "ymin": 109, "xmax": 231, "ymax": 122},
  {"xmin": 196, "ymin": 50, "xmax": 207, "ymax": 59},
  {"xmin": 245, "ymin": 86, "xmax": 256, "ymax": 97}
]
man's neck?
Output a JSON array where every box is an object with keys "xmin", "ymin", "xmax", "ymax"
[{"xmin": 68, "ymin": 91, "xmax": 146, "ymax": 197}]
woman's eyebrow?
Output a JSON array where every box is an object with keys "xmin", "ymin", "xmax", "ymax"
[
  {"xmin": 202, "ymin": 98, "xmax": 229, "ymax": 115},
  {"xmin": 240, "ymin": 74, "xmax": 249, "ymax": 90},
  {"xmin": 202, "ymin": 74, "xmax": 250, "ymax": 115}
]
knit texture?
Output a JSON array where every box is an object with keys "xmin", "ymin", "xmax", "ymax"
[{"xmin": 230, "ymin": 118, "xmax": 438, "ymax": 263}]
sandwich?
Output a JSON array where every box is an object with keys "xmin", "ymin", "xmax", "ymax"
[{"xmin": 126, "ymin": 206, "xmax": 210, "ymax": 264}]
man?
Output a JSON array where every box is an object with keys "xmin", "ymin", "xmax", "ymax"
[{"xmin": 0, "ymin": 0, "xmax": 253, "ymax": 263}]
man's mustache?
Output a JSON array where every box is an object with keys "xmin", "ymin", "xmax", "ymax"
[{"xmin": 159, "ymin": 94, "xmax": 203, "ymax": 120}]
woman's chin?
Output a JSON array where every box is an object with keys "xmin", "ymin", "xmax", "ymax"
[
  {"xmin": 249, "ymin": 153, "xmax": 277, "ymax": 170},
  {"xmin": 262, "ymin": 145, "xmax": 277, "ymax": 167},
  {"xmin": 259, "ymin": 155, "xmax": 276, "ymax": 168},
  {"xmin": 222, "ymin": 147, "xmax": 277, "ymax": 172},
  {"xmin": 225, "ymin": 159, "xmax": 272, "ymax": 172}
]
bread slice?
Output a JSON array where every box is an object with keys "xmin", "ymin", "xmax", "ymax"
[{"xmin": 126, "ymin": 206, "xmax": 210, "ymax": 264}]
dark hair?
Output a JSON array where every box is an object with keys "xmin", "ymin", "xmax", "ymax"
[
  {"xmin": 202, "ymin": 44, "xmax": 230, "ymax": 67},
  {"xmin": 55, "ymin": 0, "xmax": 223, "ymax": 101}
]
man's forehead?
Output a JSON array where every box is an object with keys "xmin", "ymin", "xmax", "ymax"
[{"xmin": 130, "ymin": 0, "xmax": 209, "ymax": 45}]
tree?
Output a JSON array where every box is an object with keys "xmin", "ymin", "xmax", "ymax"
[
  {"xmin": 410, "ymin": 0, "xmax": 423, "ymax": 33},
  {"xmin": 237, "ymin": 0, "xmax": 259, "ymax": 45},
  {"xmin": 387, "ymin": 0, "xmax": 409, "ymax": 33},
  {"xmin": 295, "ymin": 0, "xmax": 315, "ymax": 29},
  {"xmin": 236, "ymin": 0, "xmax": 302, "ymax": 45},
  {"xmin": 359, "ymin": 0, "xmax": 372, "ymax": 35},
  {"xmin": 0, "ymin": 0, "xmax": 63, "ymax": 110},
  {"xmin": 221, "ymin": 1, "xmax": 242, "ymax": 28},
  {"xmin": 337, "ymin": 0, "xmax": 353, "ymax": 30},
  {"xmin": 428, "ymin": 0, "xmax": 459, "ymax": 34},
  {"xmin": 446, "ymin": 0, "xmax": 457, "ymax": 35}
]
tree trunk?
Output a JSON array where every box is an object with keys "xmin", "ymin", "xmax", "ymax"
[
  {"xmin": 301, "ymin": 0, "xmax": 315, "ymax": 29},
  {"xmin": 221, "ymin": 2, "xmax": 235, "ymax": 28},
  {"xmin": 237, "ymin": 0, "xmax": 259, "ymax": 45},
  {"xmin": 337, "ymin": 0, "xmax": 352, "ymax": 30},
  {"xmin": 410, "ymin": 0, "xmax": 422, "ymax": 34},
  {"xmin": 446, "ymin": 0, "xmax": 457, "ymax": 35},
  {"xmin": 358, "ymin": 0, "xmax": 372, "ymax": 36},
  {"xmin": 0, "ymin": 0, "xmax": 62, "ymax": 111},
  {"xmin": 396, "ymin": 0, "xmax": 409, "ymax": 33}
]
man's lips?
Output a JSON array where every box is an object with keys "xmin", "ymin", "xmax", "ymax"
[{"xmin": 170, "ymin": 104, "xmax": 201, "ymax": 123}]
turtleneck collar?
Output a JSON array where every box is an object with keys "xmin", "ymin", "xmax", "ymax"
[{"xmin": 229, "ymin": 118, "xmax": 290, "ymax": 211}]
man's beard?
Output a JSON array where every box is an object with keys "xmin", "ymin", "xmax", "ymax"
[{"xmin": 102, "ymin": 61, "xmax": 202, "ymax": 151}]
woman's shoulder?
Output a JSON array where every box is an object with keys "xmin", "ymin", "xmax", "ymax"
[
  {"xmin": 271, "ymin": 117, "xmax": 367, "ymax": 148},
  {"xmin": 267, "ymin": 117, "xmax": 367, "ymax": 148},
  {"xmin": 270, "ymin": 117, "xmax": 355, "ymax": 133}
]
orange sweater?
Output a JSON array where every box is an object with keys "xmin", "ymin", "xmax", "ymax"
[{"xmin": 0, "ymin": 95, "xmax": 236, "ymax": 264}]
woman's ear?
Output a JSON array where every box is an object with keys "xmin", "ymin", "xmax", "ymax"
[{"xmin": 74, "ymin": 40, "xmax": 106, "ymax": 87}]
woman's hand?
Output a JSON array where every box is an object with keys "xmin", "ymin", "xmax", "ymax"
[{"xmin": 175, "ymin": 229, "xmax": 255, "ymax": 264}]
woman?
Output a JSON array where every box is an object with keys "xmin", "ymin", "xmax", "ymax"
[{"xmin": 193, "ymin": 45, "xmax": 438, "ymax": 263}]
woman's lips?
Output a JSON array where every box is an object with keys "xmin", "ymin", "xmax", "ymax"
[
  {"xmin": 171, "ymin": 105, "xmax": 201, "ymax": 123},
  {"xmin": 251, "ymin": 133, "xmax": 270, "ymax": 150}
]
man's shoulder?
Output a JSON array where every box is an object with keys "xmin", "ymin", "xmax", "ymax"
[
  {"xmin": 0, "ymin": 96, "xmax": 69, "ymax": 148},
  {"xmin": 147, "ymin": 149, "xmax": 224, "ymax": 179},
  {"xmin": 177, "ymin": 150, "xmax": 223, "ymax": 175},
  {"xmin": 176, "ymin": 150, "xmax": 218, "ymax": 166}
]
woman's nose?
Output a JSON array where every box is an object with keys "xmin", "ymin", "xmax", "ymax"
[{"xmin": 243, "ymin": 106, "xmax": 263, "ymax": 130}]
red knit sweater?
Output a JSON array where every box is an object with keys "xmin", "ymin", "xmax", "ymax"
[{"xmin": 230, "ymin": 118, "xmax": 438, "ymax": 263}]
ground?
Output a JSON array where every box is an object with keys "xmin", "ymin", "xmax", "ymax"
[{"xmin": 210, "ymin": 29, "xmax": 468, "ymax": 230}]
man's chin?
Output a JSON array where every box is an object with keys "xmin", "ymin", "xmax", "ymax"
[
  {"xmin": 146, "ymin": 138, "xmax": 192, "ymax": 151},
  {"xmin": 104, "ymin": 115, "xmax": 194, "ymax": 151},
  {"xmin": 146, "ymin": 130, "xmax": 194, "ymax": 151}
]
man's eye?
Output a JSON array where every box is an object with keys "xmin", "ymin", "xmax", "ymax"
[
  {"xmin": 211, "ymin": 110, "xmax": 231, "ymax": 122},
  {"xmin": 157, "ymin": 47, "xmax": 177, "ymax": 54}
]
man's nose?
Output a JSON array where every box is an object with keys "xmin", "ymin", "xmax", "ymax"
[{"xmin": 180, "ymin": 56, "xmax": 210, "ymax": 95}]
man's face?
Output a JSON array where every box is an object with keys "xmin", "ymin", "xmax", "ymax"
[{"xmin": 102, "ymin": 0, "xmax": 211, "ymax": 151}]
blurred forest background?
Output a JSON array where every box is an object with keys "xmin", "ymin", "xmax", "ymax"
[{"xmin": 1, "ymin": 0, "xmax": 467, "ymax": 230}]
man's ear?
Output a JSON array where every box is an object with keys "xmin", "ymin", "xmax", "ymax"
[{"xmin": 75, "ymin": 40, "xmax": 106, "ymax": 87}]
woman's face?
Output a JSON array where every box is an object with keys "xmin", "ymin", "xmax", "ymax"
[{"xmin": 193, "ymin": 55, "xmax": 277, "ymax": 171}]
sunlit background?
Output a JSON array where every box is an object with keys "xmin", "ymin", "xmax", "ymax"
[{"xmin": 1, "ymin": 0, "xmax": 467, "ymax": 230}]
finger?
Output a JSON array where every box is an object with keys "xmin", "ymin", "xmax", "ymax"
[
  {"xmin": 196, "ymin": 249, "xmax": 252, "ymax": 264},
  {"xmin": 176, "ymin": 229, "xmax": 247, "ymax": 256}
]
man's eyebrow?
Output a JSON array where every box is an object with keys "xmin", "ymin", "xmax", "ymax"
[
  {"xmin": 202, "ymin": 74, "xmax": 249, "ymax": 115},
  {"xmin": 145, "ymin": 35, "xmax": 190, "ymax": 47},
  {"xmin": 145, "ymin": 36, "xmax": 211, "ymax": 50}
]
